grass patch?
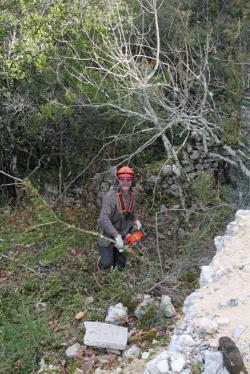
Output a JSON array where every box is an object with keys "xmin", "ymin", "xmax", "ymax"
[
  {"xmin": 0, "ymin": 190, "xmax": 155, "ymax": 372},
  {"xmin": 0, "ymin": 190, "xmax": 96, "ymax": 372},
  {"xmin": 0, "ymin": 304, "xmax": 52, "ymax": 374}
]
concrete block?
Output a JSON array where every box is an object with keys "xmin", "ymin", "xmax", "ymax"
[{"xmin": 84, "ymin": 321, "xmax": 128, "ymax": 350}]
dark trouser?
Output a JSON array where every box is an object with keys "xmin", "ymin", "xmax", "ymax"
[{"xmin": 97, "ymin": 240, "xmax": 127, "ymax": 270}]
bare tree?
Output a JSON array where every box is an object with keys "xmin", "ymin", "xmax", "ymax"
[{"xmin": 58, "ymin": 0, "xmax": 249, "ymax": 179}]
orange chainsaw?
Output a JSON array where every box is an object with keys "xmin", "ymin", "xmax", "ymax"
[{"xmin": 124, "ymin": 227, "xmax": 147, "ymax": 248}]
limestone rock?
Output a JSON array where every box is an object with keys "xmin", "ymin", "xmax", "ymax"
[
  {"xmin": 168, "ymin": 333, "xmax": 196, "ymax": 355},
  {"xmin": 134, "ymin": 295, "xmax": 159, "ymax": 319},
  {"xmin": 156, "ymin": 359, "xmax": 169, "ymax": 373},
  {"xmin": 105, "ymin": 303, "xmax": 128, "ymax": 325},
  {"xmin": 232, "ymin": 324, "xmax": 246, "ymax": 338},
  {"xmin": 84, "ymin": 321, "xmax": 128, "ymax": 350},
  {"xmin": 190, "ymin": 151, "xmax": 200, "ymax": 160},
  {"xmin": 144, "ymin": 350, "xmax": 187, "ymax": 374},
  {"xmin": 170, "ymin": 354, "xmax": 185, "ymax": 372},
  {"xmin": 66, "ymin": 343, "xmax": 81, "ymax": 358},
  {"xmin": 123, "ymin": 344, "xmax": 141, "ymax": 358},
  {"xmin": 161, "ymin": 165, "xmax": 173, "ymax": 176},
  {"xmin": 204, "ymin": 351, "xmax": 229, "ymax": 374},
  {"xmin": 160, "ymin": 295, "xmax": 176, "ymax": 318},
  {"xmin": 198, "ymin": 318, "xmax": 218, "ymax": 335},
  {"xmin": 215, "ymin": 316, "xmax": 230, "ymax": 326}
]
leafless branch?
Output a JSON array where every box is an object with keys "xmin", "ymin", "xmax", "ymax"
[
  {"xmin": 0, "ymin": 170, "xmax": 22, "ymax": 183},
  {"xmin": 51, "ymin": 0, "xmax": 249, "ymax": 192}
]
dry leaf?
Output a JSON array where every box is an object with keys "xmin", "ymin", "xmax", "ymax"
[
  {"xmin": 75, "ymin": 311, "xmax": 85, "ymax": 320},
  {"xmin": 136, "ymin": 294, "xmax": 144, "ymax": 302},
  {"xmin": 70, "ymin": 248, "xmax": 77, "ymax": 255},
  {"xmin": 76, "ymin": 346, "xmax": 86, "ymax": 358}
]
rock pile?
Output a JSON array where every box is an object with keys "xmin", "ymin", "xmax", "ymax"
[{"xmin": 145, "ymin": 210, "xmax": 250, "ymax": 374}]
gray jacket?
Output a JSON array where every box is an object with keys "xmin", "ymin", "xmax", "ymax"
[{"xmin": 98, "ymin": 187, "xmax": 138, "ymax": 238}]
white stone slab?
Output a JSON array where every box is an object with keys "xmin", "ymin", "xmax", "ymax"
[{"xmin": 84, "ymin": 321, "xmax": 128, "ymax": 350}]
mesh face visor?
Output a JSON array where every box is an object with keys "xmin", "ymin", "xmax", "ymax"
[
  {"xmin": 118, "ymin": 174, "xmax": 133, "ymax": 180},
  {"xmin": 117, "ymin": 166, "xmax": 134, "ymax": 179}
]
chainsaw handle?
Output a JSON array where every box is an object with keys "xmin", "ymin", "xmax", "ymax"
[{"xmin": 140, "ymin": 226, "xmax": 148, "ymax": 238}]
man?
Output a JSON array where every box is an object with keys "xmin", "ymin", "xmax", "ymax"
[{"xmin": 97, "ymin": 166, "xmax": 142, "ymax": 270}]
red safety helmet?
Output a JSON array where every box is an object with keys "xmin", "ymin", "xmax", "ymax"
[{"xmin": 117, "ymin": 166, "xmax": 134, "ymax": 179}]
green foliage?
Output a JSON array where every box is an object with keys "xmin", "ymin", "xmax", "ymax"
[
  {"xmin": 0, "ymin": 163, "xmax": 239, "ymax": 373},
  {"xmin": 181, "ymin": 0, "xmax": 247, "ymax": 143},
  {"xmin": 0, "ymin": 0, "xmax": 115, "ymax": 195},
  {"xmin": 179, "ymin": 205, "xmax": 234, "ymax": 258},
  {"xmin": 1, "ymin": 186, "xmax": 168, "ymax": 371},
  {"xmin": 90, "ymin": 268, "xmax": 138, "ymax": 318},
  {"xmin": 190, "ymin": 361, "xmax": 203, "ymax": 373},
  {"xmin": 0, "ymin": 0, "xmax": 249, "ymax": 368},
  {"xmin": 1, "ymin": 0, "xmax": 249, "ymax": 199},
  {"xmin": 179, "ymin": 271, "xmax": 199, "ymax": 288},
  {"xmin": 148, "ymin": 169, "xmax": 236, "ymax": 285},
  {"xmin": 188, "ymin": 172, "xmax": 219, "ymax": 206},
  {"xmin": 138, "ymin": 304, "xmax": 160, "ymax": 329},
  {"xmin": 0, "ymin": 186, "xmax": 96, "ymax": 372},
  {"xmin": 0, "ymin": 303, "xmax": 52, "ymax": 374},
  {"xmin": 128, "ymin": 329, "xmax": 157, "ymax": 345},
  {"xmin": 178, "ymin": 208, "xmax": 228, "ymax": 280}
]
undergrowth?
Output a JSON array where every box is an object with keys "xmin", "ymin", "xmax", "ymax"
[
  {"xmin": 0, "ymin": 184, "xmax": 163, "ymax": 373},
  {"xmin": 0, "ymin": 174, "xmax": 236, "ymax": 373}
]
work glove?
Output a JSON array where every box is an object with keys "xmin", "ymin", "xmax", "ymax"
[
  {"xmin": 115, "ymin": 234, "xmax": 124, "ymax": 252},
  {"xmin": 135, "ymin": 220, "xmax": 142, "ymax": 230}
]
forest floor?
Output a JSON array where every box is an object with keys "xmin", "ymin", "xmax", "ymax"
[{"xmin": 0, "ymin": 183, "xmax": 236, "ymax": 374}]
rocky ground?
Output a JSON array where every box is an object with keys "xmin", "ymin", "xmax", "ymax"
[
  {"xmin": 80, "ymin": 209, "xmax": 250, "ymax": 374},
  {"xmin": 2, "ymin": 200, "xmax": 248, "ymax": 374},
  {"xmin": 143, "ymin": 209, "xmax": 250, "ymax": 374}
]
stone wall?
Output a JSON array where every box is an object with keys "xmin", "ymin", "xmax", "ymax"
[
  {"xmin": 42, "ymin": 184, "xmax": 83, "ymax": 206},
  {"xmin": 42, "ymin": 170, "xmax": 116, "ymax": 208},
  {"xmin": 90, "ymin": 140, "xmax": 231, "ymax": 201},
  {"xmin": 41, "ymin": 142, "xmax": 231, "ymax": 205}
]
